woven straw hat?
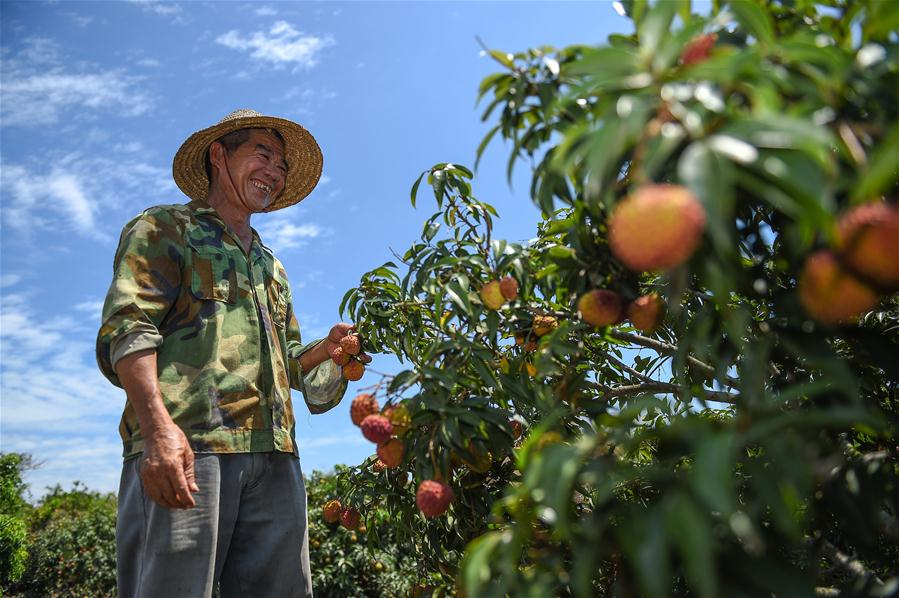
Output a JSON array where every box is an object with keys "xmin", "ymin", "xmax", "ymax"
[{"xmin": 172, "ymin": 108, "xmax": 323, "ymax": 212}]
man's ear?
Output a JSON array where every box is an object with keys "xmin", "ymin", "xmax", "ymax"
[{"xmin": 208, "ymin": 141, "xmax": 226, "ymax": 172}]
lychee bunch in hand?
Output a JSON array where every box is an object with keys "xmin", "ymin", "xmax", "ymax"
[{"xmin": 324, "ymin": 324, "xmax": 372, "ymax": 381}]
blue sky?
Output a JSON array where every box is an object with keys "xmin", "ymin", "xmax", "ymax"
[{"xmin": 0, "ymin": 0, "xmax": 629, "ymax": 499}]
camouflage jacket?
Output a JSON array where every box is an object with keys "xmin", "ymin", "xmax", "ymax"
[{"xmin": 97, "ymin": 200, "xmax": 347, "ymax": 459}]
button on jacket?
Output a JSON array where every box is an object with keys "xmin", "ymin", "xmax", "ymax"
[{"xmin": 97, "ymin": 200, "xmax": 346, "ymax": 458}]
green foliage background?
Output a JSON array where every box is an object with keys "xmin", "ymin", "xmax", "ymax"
[{"xmin": 334, "ymin": 0, "xmax": 899, "ymax": 596}]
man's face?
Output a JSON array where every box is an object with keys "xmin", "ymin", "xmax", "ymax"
[{"xmin": 218, "ymin": 129, "xmax": 288, "ymax": 213}]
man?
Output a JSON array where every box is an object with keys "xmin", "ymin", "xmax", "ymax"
[{"xmin": 97, "ymin": 109, "xmax": 367, "ymax": 597}]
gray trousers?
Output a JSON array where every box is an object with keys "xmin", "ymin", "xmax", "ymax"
[{"xmin": 117, "ymin": 452, "xmax": 312, "ymax": 598}]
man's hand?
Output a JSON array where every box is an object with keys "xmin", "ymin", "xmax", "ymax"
[
  {"xmin": 323, "ymin": 322, "xmax": 373, "ymax": 365},
  {"xmin": 117, "ymin": 349, "xmax": 200, "ymax": 510},
  {"xmin": 140, "ymin": 423, "xmax": 199, "ymax": 509}
]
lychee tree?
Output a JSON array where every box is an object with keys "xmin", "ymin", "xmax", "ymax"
[{"xmin": 331, "ymin": 0, "xmax": 898, "ymax": 595}]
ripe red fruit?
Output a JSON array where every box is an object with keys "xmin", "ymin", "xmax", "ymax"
[
  {"xmin": 835, "ymin": 202, "xmax": 899, "ymax": 291},
  {"xmin": 681, "ymin": 33, "xmax": 717, "ymax": 66},
  {"xmin": 343, "ymin": 360, "xmax": 365, "ymax": 381},
  {"xmin": 340, "ymin": 507, "xmax": 361, "ymax": 530},
  {"xmin": 331, "ymin": 346, "xmax": 350, "ymax": 366},
  {"xmin": 798, "ymin": 250, "xmax": 878, "ymax": 324},
  {"xmin": 480, "ymin": 281, "xmax": 506, "ymax": 310},
  {"xmin": 627, "ymin": 293, "xmax": 665, "ymax": 333},
  {"xmin": 350, "ymin": 394, "xmax": 379, "ymax": 426},
  {"xmin": 609, "ymin": 184, "xmax": 707, "ymax": 272},
  {"xmin": 340, "ymin": 334, "xmax": 362, "ymax": 356},
  {"xmin": 361, "ymin": 415, "xmax": 393, "ymax": 444},
  {"xmin": 510, "ymin": 419, "xmax": 522, "ymax": 440},
  {"xmin": 377, "ymin": 438, "xmax": 405, "ymax": 468},
  {"xmin": 577, "ymin": 289, "xmax": 624, "ymax": 327},
  {"xmin": 499, "ymin": 276, "xmax": 519, "ymax": 300},
  {"xmin": 323, "ymin": 499, "xmax": 342, "ymax": 523},
  {"xmin": 416, "ymin": 480, "xmax": 455, "ymax": 518}
]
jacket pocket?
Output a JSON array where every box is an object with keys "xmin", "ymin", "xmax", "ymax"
[{"xmin": 188, "ymin": 243, "xmax": 236, "ymax": 303}]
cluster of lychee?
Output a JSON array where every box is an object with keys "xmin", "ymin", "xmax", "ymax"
[
  {"xmin": 480, "ymin": 275, "xmax": 519, "ymax": 310},
  {"xmin": 798, "ymin": 202, "xmax": 898, "ymax": 325},
  {"xmin": 578, "ymin": 184, "xmax": 705, "ymax": 331},
  {"xmin": 351, "ymin": 394, "xmax": 409, "ymax": 468},
  {"xmin": 322, "ymin": 498, "xmax": 361, "ymax": 531},
  {"xmin": 331, "ymin": 333, "xmax": 366, "ymax": 381},
  {"xmin": 350, "ymin": 393, "xmax": 455, "ymax": 518}
]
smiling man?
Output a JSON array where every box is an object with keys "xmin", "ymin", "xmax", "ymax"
[{"xmin": 96, "ymin": 109, "xmax": 367, "ymax": 597}]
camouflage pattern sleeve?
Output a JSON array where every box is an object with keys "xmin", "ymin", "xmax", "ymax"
[
  {"xmin": 284, "ymin": 298, "xmax": 348, "ymax": 415},
  {"xmin": 96, "ymin": 207, "xmax": 185, "ymax": 387}
]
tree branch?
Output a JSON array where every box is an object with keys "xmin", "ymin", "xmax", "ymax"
[
  {"xmin": 820, "ymin": 541, "xmax": 885, "ymax": 590},
  {"xmin": 593, "ymin": 382, "xmax": 737, "ymax": 404},
  {"xmin": 609, "ymin": 330, "xmax": 740, "ymax": 387}
]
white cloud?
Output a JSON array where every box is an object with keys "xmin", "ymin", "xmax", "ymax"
[
  {"xmin": 75, "ymin": 300, "xmax": 106, "ymax": 314},
  {"xmin": 0, "ymin": 38, "xmax": 153, "ymax": 127},
  {"xmin": 216, "ymin": 21, "xmax": 334, "ymax": 71},
  {"xmin": 255, "ymin": 212, "xmax": 326, "ymax": 253},
  {"xmin": 127, "ymin": 0, "xmax": 182, "ymax": 16},
  {"xmin": 0, "ymin": 152, "xmax": 175, "ymax": 241},
  {"xmin": 255, "ymin": 6, "xmax": 277, "ymax": 17},
  {"xmin": 0, "ymin": 291, "xmax": 125, "ymax": 496},
  {"xmin": 0, "ymin": 274, "xmax": 22, "ymax": 288},
  {"xmin": 136, "ymin": 57, "xmax": 161, "ymax": 68}
]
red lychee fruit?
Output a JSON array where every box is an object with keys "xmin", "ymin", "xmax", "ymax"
[
  {"xmin": 350, "ymin": 394, "xmax": 379, "ymax": 426},
  {"xmin": 533, "ymin": 315, "xmax": 558, "ymax": 337},
  {"xmin": 416, "ymin": 480, "xmax": 455, "ymax": 518},
  {"xmin": 480, "ymin": 280, "xmax": 506, "ymax": 310},
  {"xmin": 340, "ymin": 507, "xmax": 361, "ymax": 530},
  {"xmin": 499, "ymin": 276, "xmax": 519, "ymax": 301},
  {"xmin": 361, "ymin": 415, "xmax": 393, "ymax": 444},
  {"xmin": 681, "ymin": 33, "xmax": 718, "ymax": 66},
  {"xmin": 835, "ymin": 202, "xmax": 899, "ymax": 291},
  {"xmin": 340, "ymin": 334, "xmax": 361, "ymax": 356},
  {"xmin": 377, "ymin": 438, "xmax": 405, "ymax": 468},
  {"xmin": 383, "ymin": 403, "xmax": 411, "ymax": 436},
  {"xmin": 627, "ymin": 293, "xmax": 665, "ymax": 333},
  {"xmin": 798, "ymin": 250, "xmax": 878, "ymax": 325},
  {"xmin": 510, "ymin": 419, "xmax": 522, "ymax": 439},
  {"xmin": 343, "ymin": 360, "xmax": 365, "ymax": 381},
  {"xmin": 609, "ymin": 184, "xmax": 707, "ymax": 272},
  {"xmin": 515, "ymin": 332, "xmax": 537, "ymax": 352},
  {"xmin": 323, "ymin": 499, "xmax": 342, "ymax": 523},
  {"xmin": 331, "ymin": 346, "xmax": 351, "ymax": 366},
  {"xmin": 577, "ymin": 289, "xmax": 624, "ymax": 327}
]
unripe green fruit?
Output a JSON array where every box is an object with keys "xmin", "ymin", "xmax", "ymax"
[{"xmin": 480, "ymin": 280, "xmax": 506, "ymax": 310}]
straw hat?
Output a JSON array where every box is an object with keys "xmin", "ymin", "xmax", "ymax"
[{"xmin": 172, "ymin": 108, "xmax": 323, "ymax": 212}]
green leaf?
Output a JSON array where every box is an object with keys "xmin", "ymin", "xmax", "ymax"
[
  {"xmin": 410, "ymin": 171, "xmax": 426, "ymax": 208},
  {"xmin": 852, "ymin": 121, "xmax": 899, "ymax": 203},
  {"xmin": 728, "ymin": 0, "xmax": 774, "ymax": 46},
  {"xmin": 678, "ymin": 141, "xmax": 736, "ymax": 259},
  {"xmin": 665, "ymin": 492, "xmax": 717, "ymax": 598},
  {"xmin": 691, "ymin": 432, "xmax": 735, "ymax": 515},
  {"xmin": 638, "ymin": 0, "xmax": 680, "ymax": 57},
  {"xmin": 445, "ymin": 278, "xmax": 473, "ymax": 316},
  {"xmin": 460, "ymin": 531, "xmax": 505, "ymax": 593}
]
